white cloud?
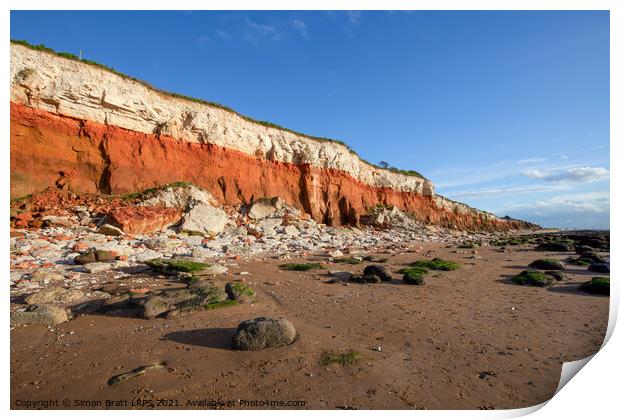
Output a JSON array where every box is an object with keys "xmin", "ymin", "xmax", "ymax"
[
  {"xmin": 215, "ymin": 29, "xmax": 232, "ymax": 41},
  {"xmin": 517, "ymin": 157, "xmax": 547, "ymax": 164},
  {"xmin": 448, "ymin": 184, "xmax": 567, "ymax": 200},
  {"xmin": 494, "ymin": 191, "xmax": 610, "ymax": 229},
  {"xmin": 347, "ymin": 11, "xmax": 361, "ymax": 26},
  {"xmin": 292, "ymin": 19, "xmax": 309, "ymax": 39},
  {"xmin": 524, "ymin": 166, "xmax": 609, "ymax": 184},
  {"xmin": 246, "ymin": 19, "xmax": 284, "ymax": 41}
]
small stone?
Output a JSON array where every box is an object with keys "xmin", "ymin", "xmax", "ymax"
[
  {"xmin": 200, "ymin": 264, "xmax": 228, "ymax": 275},
  {"xmin": 329, "ymin": 250, "xmax": 344, "ymax": 258},
  {"xmin": 97, "ymin": 224, "xmax": 125, "ymax": 236},
  {"xmin": 81, "ymin": 262, "xmax": 114, "ymax": 274}
]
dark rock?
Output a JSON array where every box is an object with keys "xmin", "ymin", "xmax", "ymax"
[
  {"xmin": 361, "ymin": 274, "xmax": 381, "ymax": 284},
  {"xmin": 588, "ymin": 263, "xmax": 610, "ymax": 274},
  {"xmin": 545, "ymin": 271, "xmax": 568, "ymax": 282},
  {"xmin": 528, "ymin": 259, "xmax": 565, "ymax": 270},
  {"xmin": 535, "ymin": 242, "xmax": 571, "ymax": 252},
  {"xmin": 578, "ymin": 251, "xmax": 606, "ymax": 263},
  {"xmin": 232, "ymin": 317, "xmax": 296, "ymax": 351},
  {"xmin": 74, "ymin": 251, "xmax": 97, "ymax": 265},
  {"xmin": 95, "ymin": 250, "xmax": 116, "ymax": 262},
  {"xmin": 363, "ymin": 265, "xmax": 392, "ymax": 282},
  {"xmin": 579, "ymin": 277, "xmax": 610, "ymax": 295},
  {"xmin": 139, "ymin": 296, "xmax": 170, "ymax": 319}
]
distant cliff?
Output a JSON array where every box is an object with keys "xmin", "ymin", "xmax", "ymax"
[{"xmin": 10, "ymin": 42, "xmax": 535, "ymax": 231}]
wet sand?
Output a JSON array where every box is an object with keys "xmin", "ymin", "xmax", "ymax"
[{"xmin": 11, "ymin": 243, "xmax": 608, "ymax": 409}]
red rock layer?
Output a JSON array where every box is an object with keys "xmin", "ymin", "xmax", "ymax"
[{"xmin": 10, "ymin": 102, "xmax": 532, "ymax": 231}]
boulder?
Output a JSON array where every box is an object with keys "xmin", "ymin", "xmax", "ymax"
[
  {"xmin": 25, "ymin": 288, "xmax": 85, "ymax": 305},
  {"xmin": 360, "ymin": 206, "xmax": 418, "ymax": 229},
  {"xmin": 545, "ymin": 271, "xmax": 568, "ymax": 282},
  {"xmin": 528, "ymin": 259, "xmax": 565, "ymax": 270},
  {"xmin": 225, "ymin": 282, "xmax": 256, "ymax": 302},
  {"xmin": 535, "ymin": 242, "xmax": 571, "ymax": 252},
  {"xmin": 29, "ymin": 270, "xmax": 65, "ymax": 284},
  {"xmin": 588, "ymin": 263, "xmax": 610, "ymax": 274},
  {"xmin": 139, "ymin": 184, "xmax": 218, "ymax": 209},
  {"xmin": 232, "ymin": 317, "xmax": 297, "ymax": 350},
  {"xmin": 578, "ymin": 251, "xmax": 606, "ymax": 263},
  {"xmin": 139, "ymin": 296, "xmax": 170, "ymax": 319},
  {"xmin": 179, "ymin": 202, "xmax": 230, "ymax": 235},
  {"xmin": 363, "ymin": 265, "xmax": 392, "ymax": 282},
  {"xmin": 106, "ymin": 206, "xmax": 182, "ymax": 235},
  {"xmin": 11, "ymin": 305, "xmax": 68, "ymax": 326},
  {"xmin": 247, "ymin": 197, "xmax": 301, "ymax": 220}
]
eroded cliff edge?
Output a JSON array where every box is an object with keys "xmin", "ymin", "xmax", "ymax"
[{"xmin": 10, "ymin": 43, "xmax": 533, "ymax": 230}]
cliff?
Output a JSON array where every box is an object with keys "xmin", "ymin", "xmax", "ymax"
[{"xmin": 10, "ymin": 42, "xmax": 533, "ymax": 231}]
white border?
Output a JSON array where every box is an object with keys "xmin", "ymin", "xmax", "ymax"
[{"xmin": 2, "ymin": 1, "xmax": 616, "ymax": 419}]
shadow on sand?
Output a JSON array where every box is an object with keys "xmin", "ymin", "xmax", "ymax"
[{"xmin": 164, "ymin": 328, "xmax": 237, "ymax": 350}]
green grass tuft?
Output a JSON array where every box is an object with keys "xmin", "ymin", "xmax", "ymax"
[
  {"xmin": 410, "ymin": 258, "xmax": 460, "ymax": 271},
  {"xmin": 204, "ymin": 300, "xmax": 239, "ymax": 310},
  {"xmin": 319, "ymin": 351, "xmax": 362, "ymax": 366},
  {"xmin": 279, "ymin": 263, "xmax": 325, "ymax": 271}
]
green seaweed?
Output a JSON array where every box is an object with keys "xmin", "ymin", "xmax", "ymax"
[
  {"xmin": 279, "ymin": 263, "xmax": 325, "ymax": 271},
  {"xmin": 410, "ymin": 258, "xmax": 460, "ymax": 271},
  {"xmin": 319, "ymin": 351, "xmax": 362, "ymax": 366},
  {"xmin": 146, "ymin": 258, "xmax": 210, "ymax": 273}
]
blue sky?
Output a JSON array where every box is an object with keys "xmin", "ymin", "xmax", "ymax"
[{"xmin": 10, "ymin": 10, "xmax": 610, "ymax": 229}]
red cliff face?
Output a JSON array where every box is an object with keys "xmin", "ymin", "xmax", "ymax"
[{"xmin": 10, "ymin": 103, "xmax": 531, "ymax": 231}]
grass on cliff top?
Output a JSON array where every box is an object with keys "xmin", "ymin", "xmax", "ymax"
[
  {"xmin": 279, "ymin": 262, "xmax": 325, "ymax": 271},
  {"xmin": 11, "ymin": 39, "xmax": 427, "ymax": 180},
  {"xmin": 319, "ymin": 351, "xmax": 362, "ymax": 366}
]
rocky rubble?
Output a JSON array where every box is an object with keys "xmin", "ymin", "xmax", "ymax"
[{"xmin": 10, "ymin": 184, "xmax": 531, "ymax": 326}]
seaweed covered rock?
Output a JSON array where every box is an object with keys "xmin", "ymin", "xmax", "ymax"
[
  {"xmin": 136, "ymin": 285, "xmax": 228, "ymax": 319},
  {"xmin": 528, "ymin": 259, "xmax": 565, "ymax": 270},
  {"xmin": 402, "ymin": 268, "xmax": 426, "ymax": 285},
  {"xmin": 511, "ymin": 270, "xmax": 554, "ymax": 287},
  {"xmin": 579, "ymin": 277, "xmax": 610, "ymax": 295},
  {"xmin": 350, "ymin": 274, "xmax": 381, "ymax": 284},
  {"xmin": 535, "ymin": 242, "xmax": 571, "ymax": 252},
  {"xmin": 225, "ymin": 282, "xmax": 256, "ymax": 303},
  {"xmin": 232, "ymin": 317, "xmax": 297, "ymax": 351},
  {"xmin": 545, "ymin": 271, "xmax": 568, "ymax": 282},
  {"xmin": 363, "ymin": 265, "xmax": 392, "ymax": 282}
]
